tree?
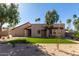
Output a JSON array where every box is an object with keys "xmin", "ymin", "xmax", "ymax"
[
  {"xmin": 66, "ymin": 19, "xmax": 71, "ymax": 31},
  {"xmin": 73, "ymin": 18, "xmax": 79, "ymax": 32},
  {"xmin": 73, "ymin": 14, "xmax": 79, "ymax": 31},
  {"xmin": 73, "ymin": 14, "xmax": 77, "ymax": 19},
  {"xmin": 45, "ymin": 10, "xmax": 59, "ymax": 37},
  {"xmin": 7, "ymin": 3, "xmax": 20, "ymax": 27},
  {"xmin": 0, "ymin": 3, "xmax": 20, "ymax": 37},
  {"xmin": 45, "ymin": 10, "xmax": 59, "ymax": 50},
  {"xmin": 35, "ymin": 17, "xmax": 40, "ymax": 22},
  {"xmin": 0, "ymin": 3, "xmax": 8, "ymax": 31}
]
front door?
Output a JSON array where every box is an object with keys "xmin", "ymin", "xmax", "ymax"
[
  {"xmin": 27, "ymin": 29, "xmax": 31, "ymax": 37},
  {"xmin": 41, "ymin": 29, "xmax": 47, "ymax": 37}
]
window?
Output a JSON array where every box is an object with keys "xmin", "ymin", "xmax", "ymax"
[
  {"xmin": 53, "ymin": 31, "xmax": 56, "ymax": 34},
  {"xmin": 37, "ymin": 30, "xmax": 40, "ymax": 34},
  {"xmin": 60, "ymin": 27, "xmax": 63, "ymax": 29}
]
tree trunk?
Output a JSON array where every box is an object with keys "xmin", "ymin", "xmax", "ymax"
[
  {"xmin": 57, "ymin": 40, "xmax": 59, "ymax": 50},
  {"xmin": 57, "ymin": 43, "xmax": 59, "ymax": 50},
  {"xmin": 0, "ymin": 26, "xmax": 2, "ymax": 38},
  {"xmin": 48, "ymin": 28, "xmax": 52, "ymax": 37}
]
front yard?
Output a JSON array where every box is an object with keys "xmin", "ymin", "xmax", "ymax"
[
  {"xmin": 5, "ymin": 37, "xmax": 76, "ymax": 44},
  {"xmin": 0, "ymin": 37, "xmax": 78, "ymax": 56}
]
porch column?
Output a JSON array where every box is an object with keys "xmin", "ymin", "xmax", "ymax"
[{"xmin": 24, "ymin": 29, "xmax": 27, "ymax": 37}]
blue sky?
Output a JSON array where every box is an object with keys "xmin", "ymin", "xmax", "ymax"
[{"xmin": 18, "ymin": 3, "xmax": 79, "ymax": 30}]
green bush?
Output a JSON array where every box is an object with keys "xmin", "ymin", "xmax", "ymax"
[{"xmin": 73, "ymin": 31, "xmax": 79, "ymax": 38}]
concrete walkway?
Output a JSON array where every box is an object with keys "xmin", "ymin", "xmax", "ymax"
[{"xmin": 69, "ymin": 40, "xmax": 79, "ymax": 44}]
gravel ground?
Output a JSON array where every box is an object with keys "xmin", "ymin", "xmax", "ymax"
[{"xmin": 0, "ymin": 44, "xmax": 78, "ymax": 56}]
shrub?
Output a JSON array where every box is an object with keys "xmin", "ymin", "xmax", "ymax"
[{"xmin": 73, "ymin": 31, "xmax": 79, "ymax": 38}]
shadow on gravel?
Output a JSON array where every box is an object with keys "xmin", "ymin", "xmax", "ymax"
[
  {"xmin": 0, "ymin": 39, "xmax": 51, "ymax": 56},
  {"xmin": 0, "ymin": 43, "xmax": 51, "ymax": 56},
  {"xmin": 9, "ymin": 44, "xmax": 51, "ymax": 56}
]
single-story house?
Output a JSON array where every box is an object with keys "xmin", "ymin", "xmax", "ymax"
[{"xmin": 0, "ymin": 22, "xmax": 65, "ymax": 37}]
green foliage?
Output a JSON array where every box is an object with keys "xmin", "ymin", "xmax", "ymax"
[
  {"xmin": 66, "ymin": 19, "xmax": 71, "ymax": 31},
  {"xmin": 73, "ymin": 31, "xmax": 79, "ymax": 38},
  {"xmin": 4, "ymin": 39, "xmax": 30, "ymax": 47},
  {"xmin": 4, "ymin": 38, "xmax": 76, "ymax": 44},
  {"xmin": 0, "ymin": 3, "xmax": 20, "ymax": 29},
  {"xmin": 67, "ymin": 19, "xmax": 71, "ymax": 24},
  {"xmin": 67, "ymin": 14, "xmax": 79, "ymax": 31},
  {"xmin": 73, "ymin": 15, "xmax": 79, "ymax": 31},
  {"xmin": 45, "ymin": 10, "xmax": 59, "ymax": 37},
  {"xmin": 35, "ymin": 17, "xmax": 40, "ymax": 22},
  {"xmin": 73, "ymin": 14, "xmax": 77, "ymax": 19},
  {"xmin": 7, "ymin": 4, "xmax": 20, "ymax": 27},
  {"xmin": 45, "ymin": 10, "xmax": 59, "ymax": 25},
  {"xmin": 6, "ymin": 39, "xmax": 30, "ymax": 44}
]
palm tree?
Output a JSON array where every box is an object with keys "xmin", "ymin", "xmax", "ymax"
[
  {"xmin": 73, "ymin": 14, "xmax": 77, "ymax": 19},
  {"xmin": 66, "ymin": 19, "xmax": 71, "ymax": 31},
  {"xmin": 45, "ymin": 10, "xmax": 59, "ymax": 37},
  {"xmin": 73, "ymin": 14, "xmax": 79, "ymax": 32},
  {"xmin": 35, "ymin": 17, "xmax": 40, "ymax": 22},
  {"xmin": 73, "ymin": 18, "xmax": 79, "ymax": 32}
]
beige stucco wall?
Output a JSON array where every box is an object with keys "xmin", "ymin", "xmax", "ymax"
[
  {"xmin": 9, "ymin": 23, "xmax": 65, "ymax": 37},
  {"xmin": 52, "ymin": 24, "xmax": 65, "ymax": 37},
  {"xmin": 0, "ymin": 29, "xmax": 8, "ymax": 36},
  {"xmin": 0, "ymin": 22, "xmax": 65, "ymax": 38},
  {"xmin": 10, "ymin": 23, "xmax": 31, "ymax": 37},
  {"xmin": 52, "ymin": 29, "xmax": 65, "ymax": 37},
  {"xmin": 30, "ymin": 24, "xmax": 65, "ymax": 37},
  {"xmin": 31, "ymin": 24, "xmax": 44, "ymax": 37}
]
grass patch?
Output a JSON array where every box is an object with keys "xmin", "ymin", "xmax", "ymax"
[
  {"xmin": 5, "ymin": 39, "xmax": 30, "ymax": 44},
  {"xmin": 5, "ymin": 37, "xmax": 76, "ymax": 44},
  {"xmin": 25, "ymin": 38, "xmax": 75, "ymax": 44}
]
